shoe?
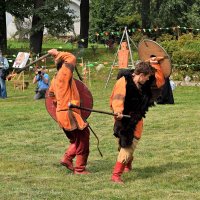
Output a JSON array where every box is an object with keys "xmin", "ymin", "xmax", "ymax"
[
  {"xmin": 124, "ymin": 157, "xmax": 133, "ymax": 173},
  {"xmin": 60, "ymin": 144, "xmax": 76, "ymax": 171},
  {"xmin": 74, "ymin": 170, "xmax": 90, "ymax": 175},
  {"xmin": 60, "ymin": 160, "xmax": 74, "ymax": 171},
  {"xmin": 111, "ymin": 161, "xmax": 125, "ymax": 184}
]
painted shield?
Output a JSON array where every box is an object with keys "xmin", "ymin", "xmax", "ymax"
[
  {"xmin": 45, "ymin": 79, "xmax": 93, "ymax": 121},
  {"xmin": 138, "ymin": 39, "xmax": 171, "ymax": 77}
]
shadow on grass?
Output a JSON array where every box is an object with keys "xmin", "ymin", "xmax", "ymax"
[
  {"xmin": 126, "ymin": 162, "xmax": 188, "ymax": 181},
  {"xmin": 52, "ymin": 160, "xmax": 189, "ymax": 180},
  {"xmin": 52, "ymin": 159, "xmax": 114, "ymax": 174}
]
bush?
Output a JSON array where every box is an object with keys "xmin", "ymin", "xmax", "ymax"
[
  {"xmin": 156, "ymin": 33, "xmax": 175, "ymax": 42},
  {"xmin": 130, "ymin": 31, "xmax": 147, "ymax": 44},
  {"xmin": 172, "ymin": 50, "xmax": 199, "ymax": 67},
  {"xmin": 160, "ymin": 40, "xmax": 180, "ymax": 57},
  {"xmin": 177, "ymin": 33, "xmax": 194, "ymax": 47}
]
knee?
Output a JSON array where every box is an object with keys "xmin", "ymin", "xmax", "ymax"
[{"xmin": 117, "ymin": 147, "xmax": 133, "ymax": 164}]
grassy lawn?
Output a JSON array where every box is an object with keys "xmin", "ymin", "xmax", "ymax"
[{"xmin": 0, "ymin": 63, "xmax": 200, "ymax": 200}]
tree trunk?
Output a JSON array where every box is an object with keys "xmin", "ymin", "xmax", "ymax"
[
  {"xmin": 30, "ymin": 0, "xmax": 44, "ymax": 54},
  {"xmin": 141, "ymin": 0, "xmax": 150, "ymax": 28},
  {"xmin": 0, "ymin": 0, "xmax": 7, "ymax": 52},
  {"xmin": 79, "ymin": 0, "xmax": 89, "ymax": 48},
  {"xmin": 156, "ymin": 0, "xmax": 163, "ymax": 10}
]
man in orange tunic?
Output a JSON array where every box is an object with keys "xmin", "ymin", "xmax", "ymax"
[
  {"xmin": 48, "ymin": 49, "xmax": 90, "ymax": 174},
  {"xmin": 110, "ymin": 60, "xmax": 165, "ymax": 183}
]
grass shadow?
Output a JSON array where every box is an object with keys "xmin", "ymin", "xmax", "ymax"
[{"xmin": 126, "ymin": 162, "xmax": 188, "ymax": 182}]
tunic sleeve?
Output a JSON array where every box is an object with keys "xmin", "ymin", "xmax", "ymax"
[
  {"xmin": 110, "ymin": 77, "xmax": 126, "ymax": 114},
  {"xmin": 55, "ymin": 52, "xmax": 76, "ymax": 80},
  {"xmin": 152, "ymin": 63, "xmax": 165, "ymax": 88}
]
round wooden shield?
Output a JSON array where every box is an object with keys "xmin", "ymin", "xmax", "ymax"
[
  {"xmin": 138, "ymin": 39, "xmax": 171, "ymax": 77},
  {"xmin": 45, "ymin": 79, "xmax": 93, "ymax": 121}
]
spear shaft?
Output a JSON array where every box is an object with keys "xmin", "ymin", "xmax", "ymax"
[
  {"xmin": 68, "ymin": 103, "xmax": 131, "ymax": 118},
  {"xmin": 17, "ymin": 53, "xmax": 50, "ymax": 73}
]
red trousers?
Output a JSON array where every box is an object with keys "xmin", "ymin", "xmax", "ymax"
[{"xmin": 63, "ymin": 127, "xmax": 90, "ymax": 156}]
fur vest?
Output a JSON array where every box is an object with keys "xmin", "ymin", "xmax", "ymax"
[{"xmin": 114, "ymin": 72, "xmax": 156, "ymax": 148}]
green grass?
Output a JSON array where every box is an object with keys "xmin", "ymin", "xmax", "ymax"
[{"xmin": 0, "ymin": 67, "xmax": 200, "ymax": 200}]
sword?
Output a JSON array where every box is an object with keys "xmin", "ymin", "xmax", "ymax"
[{"xmin": 68, "ymin": 103, "xmax": 131, "ymax": 118}]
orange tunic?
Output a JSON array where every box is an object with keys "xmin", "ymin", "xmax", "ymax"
[
  {"xmin": 110, "ymin": 64, "xmax": 165, "ymax": 138},
  {"xmin": 49, "ymin": 52, "xmax": 88, "ymax": 131}
]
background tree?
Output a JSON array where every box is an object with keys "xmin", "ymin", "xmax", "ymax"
[
  {"xmin": 1, "ymin": 0, "xmax": 200, "ymax": 53},
  {"xmin": 0, "ymin": 0, "xmax": 7, "ymax": 52},
  {"xmin": 29, "ymin": 0, "xmax": 75, "ymax": 53},
  {"xmin": 29, "ymin": 0, "xmax": 45, "ymax": 54},
  {"xmin": 89, "ymin": 0, "xmax": 200, "ymax": 41},
  {"xmin": 90, "ymin": 0, "xmax": 127, "ymax": 34},
  {"xmin": 38, "ymin": 0, "xmax": 75, "ymax": 36},
  {"xmin": 3, "ymin": 0, "xmax": 75, "ymax": 54},
  {"xmin": 114, "ymin": 0, "xmax": 141, "ymax": 28},
  {"xmin": 0, "ymin": 0, "xmax": 32, "ymax": 51},
  {"xmin": 141, "ymin": 0, "xmax": 150, "ymax": 28},
  {"xmin": 13, "ymin": 18, "xmax": 31, "ymax": 40},
  {"xmin": 79, "ymin": 0, "xmax": 89, "ymax": 48},
  {"xmin": 186, "ymin": 0, "xmax": 200, "ymax": 29},
  {"xmin": 151, "ymin": 0, "xmax": 188, "ymax": 27}
]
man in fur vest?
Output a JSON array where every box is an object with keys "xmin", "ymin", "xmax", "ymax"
[{"xmin": 110, "ymin": 60, "xmax": 165, "ymax": 183}]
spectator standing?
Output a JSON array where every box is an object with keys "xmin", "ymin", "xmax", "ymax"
[{"xmin": 0, "ymin": 49, "xmax": 9, "ymax": 99}]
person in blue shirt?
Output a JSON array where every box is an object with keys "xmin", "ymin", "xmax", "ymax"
[
  {"xmin": 33, "ymin": 66, "xmax": 49, "ymax": 100},
  {"xmin": 0, "ymin": 49, "xmax": 9, "ymax": 99}
]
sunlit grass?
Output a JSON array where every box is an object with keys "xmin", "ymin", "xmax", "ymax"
[{"xmin": 0, "ymin": 66, "xmax": 200, "ymax": 200}]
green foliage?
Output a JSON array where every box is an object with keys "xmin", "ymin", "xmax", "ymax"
[
  {"xmin": 172, "ymin": 50, "xmax": 200, "ymax": 67},
  {"xmin": 160, "ymin": 40, "xmax": 180, "ymax": 57},
  {"xmin": 6, "ymin": 37, "xmax": 200, "ymax": 80},
  {"xmin": 89, "ymin": 0, "xmax": 141, "ymax": 34},
  {"xmin": 152, "ymin": 0, "xmax": 189, "ymax": 27},
  {"xmin": 177, "ymin": 33, "xmax": 194, "ymax": 47},
  {"xmin": 156, "ymin": 33, "xmax": 176, "ymax": 42},
  {"xmin": 130, "ymin": 31, "xmax": 147, "ymax": 44},
  {"xmin": 36, "ymin": 0, "xmax": 76, "ymax": 36},
  {"xmin": 158, "ymin": 33, "xmax": 200, "ymax": 69},
  {"xmin": 177, "ymin": 33, "xmax": 200, "ymax": 52},
  {"xmin": 115, "ymin": 13, "xmax": 141, "ymax": 27},
  {"xmin": 5, "ymin": 0, "xmax": 32, "ymax": 19},
  {"xmin": 13, "ymin": 17, "xmax": 31, "ymax": 40},
  {"xmin": 89, "ymin": 0, "xmax": 200, "ymax": 40},
  {"xmin": 184, "ymin": 41, "xmax": 200, "ymax": 52},
  {"xmin": 186, "ymin": 0, "xmax": 200, "ymax": 28},
  {"xmin": 6, "ymin": 0, "xmax": 75, "ymax": 38}
]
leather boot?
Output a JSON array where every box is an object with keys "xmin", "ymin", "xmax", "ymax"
[
  {"xmin": 124, "ymin": 157, "xmax": 133, "ymax": 173},
  {"xmin": 60, "ymin": 144, "xmax": 76, "ymax": 171},
  {"xmin": 74, "ymin": 154, "xmax": 90, "ymax": 175},
  {"xmin": 111, "ymin": 161, "xmax": 125, "ymax": 184}
]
